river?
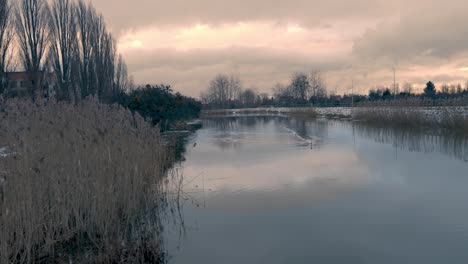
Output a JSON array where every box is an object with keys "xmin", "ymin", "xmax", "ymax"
[{"xmin": 164, "ymin": 115, "xmax": 468, "ymax": 264}]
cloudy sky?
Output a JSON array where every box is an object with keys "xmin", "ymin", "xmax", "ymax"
[{"xmin": 91, "ymin": 0, "xmax": 468, "ymax": 97}]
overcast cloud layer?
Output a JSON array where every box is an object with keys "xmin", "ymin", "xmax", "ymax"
[{"xmin": 90, "ymin": 0, "xmax": 468, "ymax": 96}]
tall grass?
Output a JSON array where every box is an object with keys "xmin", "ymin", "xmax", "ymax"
[
  {"xmin": 357, "ymin": 96, "xmax": 468, "ymax": 107},
  {"xmin": 285, "ymin": 108, "xmax": 318, "ymax": 118},
  {"xmin": 0, "ymin": 98, "xmax": 171, "ymax": 263},
  {"xmin": 352, "ymin": 107, "xmax": 468, "ymax": 131}
]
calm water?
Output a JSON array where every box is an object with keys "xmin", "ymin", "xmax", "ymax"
[{"xmin": 165, "ymin": 115, "xmax": 468, "ymax": 264}]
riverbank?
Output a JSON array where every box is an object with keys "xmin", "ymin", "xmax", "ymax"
[
  {"xmin": 0, "ymin": 98, "xmax": 172, "ymax": 263},
  {"xmin": 202, "ymin": 106, "xmax": 468, "ymax": 131}
]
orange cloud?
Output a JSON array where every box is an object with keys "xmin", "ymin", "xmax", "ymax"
[{"xmin": 118, "ymin": 21, "xmax": 357, "ymax": 57}]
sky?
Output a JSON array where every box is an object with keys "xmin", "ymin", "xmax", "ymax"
[{"xmin": 90, "ymin": 0, "xmax": 468, "ymax": 97}]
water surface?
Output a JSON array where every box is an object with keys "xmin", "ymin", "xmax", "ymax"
[{"xmin": 165, "ymin": 116, "xmax": 468, "ymax": 264}]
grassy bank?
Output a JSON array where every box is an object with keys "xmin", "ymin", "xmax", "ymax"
[
  {"xmin": 352, "ymin": 107, "xmax": 468, "ymax": 131},
  {"xmin": 202, "ymin": 106, "xmax": 468, "ymax": 132},
  {"xmin": 0, "ymin": 98, "xmax": 171, "ymax": 263}
]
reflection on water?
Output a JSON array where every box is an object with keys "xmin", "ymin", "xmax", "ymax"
[
  {"xmin": 206, "ymin": 116, "xmax": 328, "ymax": 150},
  {"xmin": 353, "ymin": 123, "xmax": 468, "ymax": 162},
  {"xmin": 165, "ymin": 116, "xmax": 468, "ymax": 264}
]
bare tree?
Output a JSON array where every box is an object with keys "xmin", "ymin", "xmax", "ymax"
[
  {"xmin": 290, "ymin": 72, "xmax": 310, "ymax": 102},
  {"xmin": 50, "ymin": 0, "xmax": 77, "ymax": 99},
  {"xmin": 456, "ymin": 83, "xmax": 463, "ymax": 94},
  {"xmin": 0, "ymin": 0, "xmax": 14, "ymax": 76},
  {"xmin": 441, "ymin": 83, "xmax": 449, "ymax": 94},
  {"xmin": 75, "ymin": 0, "xmax": 94, "ymax": 97},
  {"xmin": 90, "ymin": 12, "xmax": 116, "ymax": 101},
  {"xmin": 309, "ymin": 70, "xmax": 326, "ymax": 99},
  {"xmin": 239, "ymin": 88, "xmax": 257, "ymax": 107},
  {"xmin": 228, "ymin": 74, "xmax": 242, "ymax": 102},
  {"xmin": 75, "ymin": 1, "xmax": 118, "ymax": 101},
  {"xmin": 403, "ymin": 82, "xmax": 413, "ymax": 94},
  {"xmin": 15, "ymin": 0, "xmax": 50, "ymax": 72},
  {"xmin": 207, "ymin": 74, "xmax": 230, "ymax": 107},
  {"xmin": 449, "ymin": 84, "xmax": 457, "ymax": 95},
  {"xmin": 115, "ymin": 54, "xmax": 129, "ymax": 92},
  {"xmin": 201, "ymin": 74, "xmax": 246, "ymax": 107}
]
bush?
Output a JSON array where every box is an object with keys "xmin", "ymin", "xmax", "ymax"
[{"xmin": 118, "ymin": 85, "xmax": 202, "ymax": 131}]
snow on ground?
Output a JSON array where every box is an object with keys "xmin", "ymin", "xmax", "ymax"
[
  {"xmin": 0, "ymin": 147, "xmax": 13, "ymax": 158},
  {"xmin": 352, "ymin": 106, "xmax": 468, "ymax": 122},
  {"xmin": 315, "ymin": 107, "xmax": 352, "ymax": 118},
  {"xmin": 204, "ymin": 106, "xmax": 468, "ymax": 121},
  {"xmin": 0, "ymin": 147, "xmax": 8, "ymax": 158}
]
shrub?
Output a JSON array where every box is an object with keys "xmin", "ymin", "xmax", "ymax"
[{"xmin": 118, "ymin": 85, "xmax": 202, "ymax": 131}]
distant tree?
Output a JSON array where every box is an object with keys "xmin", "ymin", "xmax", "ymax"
[
  {"xmin": 207, "ymin": 74, "xmax": 230, "ymax": 107},
  {"xmin": 441, "ymin": 83, "xmax": 449, "ymax": 95},
  {"xmin": 369, "ymin": 89, "xmax": 377, "ymax": 100},
  {"xmin": 239, "ymin": 88, "xmax": 257, "ymax": 107},
  {"xmin": 456, "ymin": 83, "xmax": 463, "ymax": 94},
  {"xmin": 403, "ymin": 82, "xmax": 413, "ymax": 95},
  {"xmin": 202, "ymin": 73, "xmax": 244, "ymax": 108},
  {"xmin": 382, "ymin": 88, "xmax": 392, "ymax": 100},
  {"xmin": 290, "ymin": 72, "xmax": 310, "ymax": 103},
  {"xmin": 228, "ymin": 74, "xmax": 242, "ymax": 103},
  {"xmin": 273, "ymin": 83, "xmax": 294, "ymax": 106},
  {"xmin": 259, "ymin": 93, "xmax": 271, "ymax": 106},
  {"xmin": 424, "ymin": 81, "xmax": 436, "ymax": 98},
  {"xmin": 449, "ymin": 84, "xmax": 457, "ymax": 95},
  {"xmin": 368, "ymin": 88, "xmax": 382, "ymax": 101},
  {"xmin": 309, "ymin": 70, "xmax": 326, "ymax": 105}
]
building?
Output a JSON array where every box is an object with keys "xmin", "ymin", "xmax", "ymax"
[{"xmin": 1, "ymin": 71, "xmax": 58, "ymax": 98}]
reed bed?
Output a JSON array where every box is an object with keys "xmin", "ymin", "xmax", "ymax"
[
  {"xmin": 352, "ymin": 107, "xmax": 468, "ymax": 131},
  {"xmin": 0, "ymin": 97, "xmax": 171, "ymax": 263},
  {"xmin": 357, "ymin": 97, "xmax": 468, "ymax": 107},
  {"xmin": 285, "ymin": 108, "xmax": 318, "ymax": 118}
]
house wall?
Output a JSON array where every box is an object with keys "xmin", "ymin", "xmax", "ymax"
[{"xmin": 4, "ymin": 72, "xmax": 58, "ymax": 98}]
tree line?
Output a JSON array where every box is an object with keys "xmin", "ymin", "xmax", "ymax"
[
  {"xmin": 202, "ymin": 71, "xmax": 468, "ymax": 109},
  {"xmin": 0, "ymin": 0, "xmax": 130, "ymax": 102},
  {"xmin": 201, "ymin": 71, "xmax": 327, "ymax": 109},
  {"xmin": 0, "ymin": 0, "xmax": 202, "ymax": 126}
]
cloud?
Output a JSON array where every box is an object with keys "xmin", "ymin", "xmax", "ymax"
[
  {"xmin": 122, "ymin": 47, "xmax": 350, "ymax": 96},
  {"xmin": 118, "ymin": 21, "xmax": 359, "ymax": 57},
  {"xmin": 91, "ymin": 0, "xmax": 399, "ymax": 32},
  {"xmin": 353, "ymin": 8, "xmax": 468, "ymax": 62},
  {"xmin": 86, "ymin": 0, "xmax": 468, "ymax": 96}
]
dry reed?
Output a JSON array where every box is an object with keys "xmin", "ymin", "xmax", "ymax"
[
  {"xmin": 0, "ymin": 97, "xmax": 171, "ymax": 263},
  {"xmin": 352, "ymin": 107, "xmax": 468, "ymax": 131}
]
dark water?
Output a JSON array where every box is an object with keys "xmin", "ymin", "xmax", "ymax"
[{"xmin": 165, "ymin": 116, "xmax": 468, "ymax": 264}]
